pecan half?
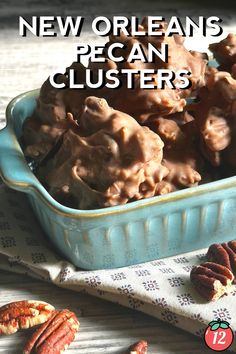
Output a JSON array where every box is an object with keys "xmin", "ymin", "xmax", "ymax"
[
  {"xmin": 129, "ymin": 340, "xmax": 148, "ymax": 354},
  {"xmin": 0, "ymin": 300, "xmax": 55, "ymax": 335},
  {"xmin": 206, "ymin": 241, "xmax": 236, "ymax": 283},
  {"xmin": 190, "ymin": 262, "xmax": 234, "ymax": 301},
  {"xmin": 23, "ymin": 309, "xmax": 80, "ymax": 354}
]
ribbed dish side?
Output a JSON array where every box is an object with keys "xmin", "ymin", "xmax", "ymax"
[{"xmin": 27, "ymin": 192, "xmax": 236, "ymax": 269}]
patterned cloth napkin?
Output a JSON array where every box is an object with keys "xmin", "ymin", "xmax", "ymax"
[{"xmin": 0, "ymin": 182, "xmax": 236, "ymax": 351}]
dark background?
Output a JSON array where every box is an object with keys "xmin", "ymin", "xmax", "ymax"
[{"xmin": 0, "ymin": 0, "xmax": 235, "ymax": 29}]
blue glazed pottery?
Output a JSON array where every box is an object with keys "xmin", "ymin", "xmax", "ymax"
[{"xmin": 1, "ymin": 90, "xmax": 236, "ymax": 270}]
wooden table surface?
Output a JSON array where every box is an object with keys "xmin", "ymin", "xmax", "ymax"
[
  {"xmin": 0, "ymin": 1, "xmax": 235, "ymax": 353},
  {"xmin": 0, "ymin": 270, "xmax": 218, "ymax": 353}
]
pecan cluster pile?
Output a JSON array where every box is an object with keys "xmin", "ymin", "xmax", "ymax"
[
  {"xmin": 22, "ymin": 19, "xmax": 236, "ymax": 210},
  {"xmin": 191, "ymin": 240, "xmax": 236, "ymax": 301},
  {"xmin": 36, "ymin": 97, "xmax": 168, "ymax": 209},
  {"xmin": 0, "ymin": 300, "xmax": 79, "ymax": 354}
]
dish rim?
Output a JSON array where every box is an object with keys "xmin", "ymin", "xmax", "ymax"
[{"xmin": 1, "ymin": 89, "xmax": 236, "ymax": 219}]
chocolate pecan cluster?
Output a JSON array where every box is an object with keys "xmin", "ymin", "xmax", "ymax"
[
  {"xmin": 86, "ymin": 19, "xmax": 206, "ymax": 123},
  {"xmin": 193, "ymin": 69, "xmax": 236, "ymax": 168},
  {"xmin": 0, "ymin": 300, "xmax": 79, "ymax": 354},
  {"xmin": 22, "ymin": 21, "xmax": 236, "ymax": 210},
  {"xmin": 37, "ymin": 96, "xmax": 168, "ymax": 209},
  {"xmin": 209, "ymin": 33, "xmax": 236, "ymax": 72}
]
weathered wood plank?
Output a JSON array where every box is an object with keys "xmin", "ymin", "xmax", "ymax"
[{"xmin": 0, "ymin": 270, "xmax": 221, "ymax": 353}]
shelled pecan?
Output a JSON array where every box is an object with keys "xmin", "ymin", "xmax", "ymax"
[
  {"xmin": 0, "ymin": 300, "xmax": 55, "ymax": 335},
  {"xmin": 190, "ymin": 262, "xmax": 234, "ymax": 301},
  {"xmin": 23, "ymin": 309, "xmax": 80, "ymax": 354},
  {"xmin": 206, "ymin": 241, "xmax": 236, "ymax": 283},
  {"xmin": 129, "ymin": 340, "xmax": 148, "ymax": 354}
]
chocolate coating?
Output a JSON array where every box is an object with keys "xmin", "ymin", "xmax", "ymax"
[
  {"xmin": 106, "ymin": 17, "xmax": 207, "ymax": 95},
  {"xmin": 209, "ymin": 33, "xmax": 236, "ymax": 71},
  {"xmin": 21, "ymin": 28, "xmax": 236, "ymax": 210},
  {"xmin": 23, "ymin": 110, "xmax": 79, "ymax": 161},
  {"xmin": 37, "ymin": 97, "xmax": 169, "ymax": 209},
  {"xmin": 22, "ymin": 17, "xmax": 208, "ymax": 163},
  {"xmin": 102, "ymin": 75, "xmax": 187, "ymax": 123},
  {"xmin": 148, "ymin": 115, "xmax": 205, "ymax": 190},
  {"xmin": 200, "ymin": 107, "xmax": 231, "ymax": 153},
  {"xmin": 93, "ymin": 18, "xmax": 206, "ymax": 120},
  {"xmin": 193, "ymin": 69, "xmax": 236, "ymax": 167}
]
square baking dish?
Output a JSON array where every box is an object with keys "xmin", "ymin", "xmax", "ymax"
[{"xmin": 1, "ymin": 90, "xmax": 236, "ymax": 270}]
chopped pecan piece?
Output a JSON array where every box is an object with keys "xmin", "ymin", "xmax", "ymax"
[
  {"xmin": 129, "ymin": 340, "xmax": 148, "ymax": 354},
  {"xmin": 0, "ymin": 300, "xmax": 54, "ymax": 336},
  {"xmin": 23, "ymin": 309, "xmax": 80, "ymax": 354},
  {"xmin": 190, "ymin": 262, "xmax": 234, "ymax": 301},
  {"xmin": 206, "ymin": 241, "xmax": 236, "ymax": 283}
]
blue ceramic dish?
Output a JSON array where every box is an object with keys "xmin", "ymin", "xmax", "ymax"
[{"xmin": 1, "ymin": 90, "xmax": 236, "ymax": 270}]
